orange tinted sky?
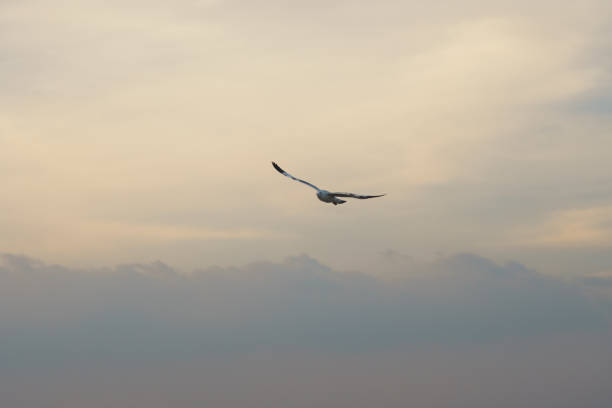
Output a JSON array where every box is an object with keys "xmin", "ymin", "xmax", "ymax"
[{"xmin": 2, "ymin": 0, "xmax": 612, "ymax": 274}]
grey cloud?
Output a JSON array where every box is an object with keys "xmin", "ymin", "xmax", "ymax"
[
  {"xmin": 1, "ymin": 252, "xmax": 609, "ymax": 364},
  {"xmin": 564, "ymin": 86, "xmax": 612, "ymax": 115},
  {"xmin": 581, "ymin": 275, "xmax": 612, "ymax": 288},
  {"xmin": 2, "ymin": 252, "xmax": 612, "ymax": 408}
]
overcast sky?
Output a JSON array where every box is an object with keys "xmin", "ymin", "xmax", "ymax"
[
  {"xmin": 2, "ymin": 1, "xmax": 612, "ymax": 406},
  {"xmin": 2, "ymin": 0, "xmax": 612, "ymax": 274}
]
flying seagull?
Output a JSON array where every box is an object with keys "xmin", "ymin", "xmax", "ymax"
[{"xmin": 272, "ymin": 162, "xmax": 385, "ymax": 205}]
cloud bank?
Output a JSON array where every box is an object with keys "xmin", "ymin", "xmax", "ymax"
[
  {"xmin": 1, "ymin": 252, "xmax": 609, "ymax": 359},
  {"xmin": 2, "ymin": 252, "xmax": 612, "ymax": 407}
]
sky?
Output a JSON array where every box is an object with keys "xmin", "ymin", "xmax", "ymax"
[
  {"xmin": 2, "ymin": 0, "xmax": 612, "ymax": 274},
  {"xmin": 2, "ymin": 0, "xmax": 612, "ymax": 406}
]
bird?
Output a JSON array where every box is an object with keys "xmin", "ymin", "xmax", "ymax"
[{"xmin": 271, "ymin": 162, "xmax": 385, "ymax": 205}]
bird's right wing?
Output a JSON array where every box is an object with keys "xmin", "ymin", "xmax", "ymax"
[
  {"xmin": 272, "ymin": 162, "xmax": 321, "ymax": 191},
  {"xmin": 331, "ymin": 192, "xmax": 386, "ymax": 199}
]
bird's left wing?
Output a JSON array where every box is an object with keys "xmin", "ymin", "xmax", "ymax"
[
  {"xmin": 331, "ymin": 192, "xmax": 386, "ymax": 199},
  {"xmin": 272, "ymin": 162, "xmax": 321, "ymax": 191}
]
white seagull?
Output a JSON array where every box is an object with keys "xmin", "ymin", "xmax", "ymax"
[{"xmin": 272, "ymin": 162, "xmax": 385, "ymax": 205}]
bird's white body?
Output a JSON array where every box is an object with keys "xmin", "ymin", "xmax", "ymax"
[
  {"xmin": 316, "ymin": 190, "xmax": 346, "ymax": 205},
  {"xmin": 272, "ymin": 162, "xmax": 384, "ymax": 206}
]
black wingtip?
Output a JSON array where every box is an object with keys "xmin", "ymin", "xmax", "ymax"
[{"xmin": 271, "ymin": 162, "xmax": 284, "ymax": 174}]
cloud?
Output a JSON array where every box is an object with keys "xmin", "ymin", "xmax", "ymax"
[
  {"xmin": 506, "ymin": 206, "xmax": 612, "ymax": 248},
  {"xmin": 1, "ymin": 252, "xmax": 609, "ymax": 361},
  {"xmin": 2, "ymin": 252, "xmax": 612, "ymax": 407},
  {"xmin": 582, "ymin": 275, "xmax": 612, "ymax": 287}
]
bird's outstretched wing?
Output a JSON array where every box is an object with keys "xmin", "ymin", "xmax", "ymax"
[
  {"xmin": 272, "ymin": 162, "xmax": 321, "ymax": 191},
  {"xmin": 331, "ymin": 192, "xmax": 386, "ymax": 199}
]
